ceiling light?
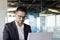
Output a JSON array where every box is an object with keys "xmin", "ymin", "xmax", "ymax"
[
  {"xmin": 39, "ymin": 14, "xmax": 53, "ymax": 16},
  {"xmin": 48, "ymin": 9, "xmax": 60, "ymax": 13},
  {"xmin": 7, "ymin": 7, "xmax": 17, "ymax": 11}
]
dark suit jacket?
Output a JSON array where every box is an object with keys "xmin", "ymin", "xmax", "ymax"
[{"xmin": 3, "ymin": 21, "xmax": 31, "ymax": 40}]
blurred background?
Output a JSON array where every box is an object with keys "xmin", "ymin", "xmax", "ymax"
[{"xmin": 0, "ymin": 0, "xmax": 60, "ymax": 40}]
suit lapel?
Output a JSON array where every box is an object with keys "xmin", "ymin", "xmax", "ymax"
[
  {"xmin": 24, "ymin": 24, "xmax": 25, "ymax": 40},
  {"xmin": 12, "ymin": 21, "xmax": 19, "ymax": 40},
  {"xmin": 24, "ymin": 24, "xmax": 28, "ymax": 40}
]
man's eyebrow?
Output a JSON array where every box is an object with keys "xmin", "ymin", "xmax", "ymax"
[{"xmin": 18, "ymin": 15, "xmax": 26, "ymax": 17}]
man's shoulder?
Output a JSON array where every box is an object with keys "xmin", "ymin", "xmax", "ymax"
[
  {"xmin": 24, "ymin": 23, "xmax": 30, "ymax": 26},
  {"xmin": 24, "ymin": 23, "xmax": 31, "ymax": 28},
  {"xmin": 5, "ymin": 21, "xmax": 14, "ymax": 26}
]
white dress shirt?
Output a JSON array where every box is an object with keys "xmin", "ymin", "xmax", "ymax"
[{"xmin": 15, "ymin": 21, "xmax": 24, "ymax": 40}]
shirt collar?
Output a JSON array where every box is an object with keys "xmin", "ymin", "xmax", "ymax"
[{"xmin": 15, "ymin": 21, "xmax": 24, "ymax": 29}]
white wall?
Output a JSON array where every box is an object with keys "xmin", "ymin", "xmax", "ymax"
[{"xmin": 0, "ymin": 0, "xmax": 7, "ymax": 40}]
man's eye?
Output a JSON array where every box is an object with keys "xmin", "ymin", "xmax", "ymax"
[
  {"xmin": 18, "ymin": 15, "xmax": 21, "ymax": 17},
  {"xmin": 19, "ymin": 16, "xmax": 21, "ymax": 17},
  {"xmin": 18, "ymin": 15, "xmax": 25, "ymax": 19}
]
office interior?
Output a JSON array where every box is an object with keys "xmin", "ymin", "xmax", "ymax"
[{"xmin": 0, "ymin": 0, "xmax": 60, "ymax": 40}]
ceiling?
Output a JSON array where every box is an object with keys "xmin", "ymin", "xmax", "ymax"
[{"xmin": 7, "ymin": 0, "xmax": 60, "ymax": 13}]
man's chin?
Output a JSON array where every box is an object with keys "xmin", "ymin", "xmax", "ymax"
[{"xmin": 19, "ymin": 22, "xmax": 23, "ymax": 24}]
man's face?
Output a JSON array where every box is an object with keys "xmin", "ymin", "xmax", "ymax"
[{"xmin": 15, "ymin": 11, "xmax": 26, "ymax": 25}]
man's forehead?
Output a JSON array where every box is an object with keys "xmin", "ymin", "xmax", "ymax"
[{"xmin": 15, "ymin": 11, "xmax": 26, "ymax": 16}]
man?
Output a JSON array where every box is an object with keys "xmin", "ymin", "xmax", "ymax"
[{"xmin": 3, "ymin": 7, "xmax": 31, "ymax": 40}]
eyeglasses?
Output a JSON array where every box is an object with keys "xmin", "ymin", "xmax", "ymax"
[{"xmin": 17, "ymin": 15, "xmax": 26, "ymax": 19}]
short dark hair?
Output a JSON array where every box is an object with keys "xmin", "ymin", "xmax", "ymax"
[{"xmin": 16, "ymin": 6, "xmax": 27, "ymax": 14}]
